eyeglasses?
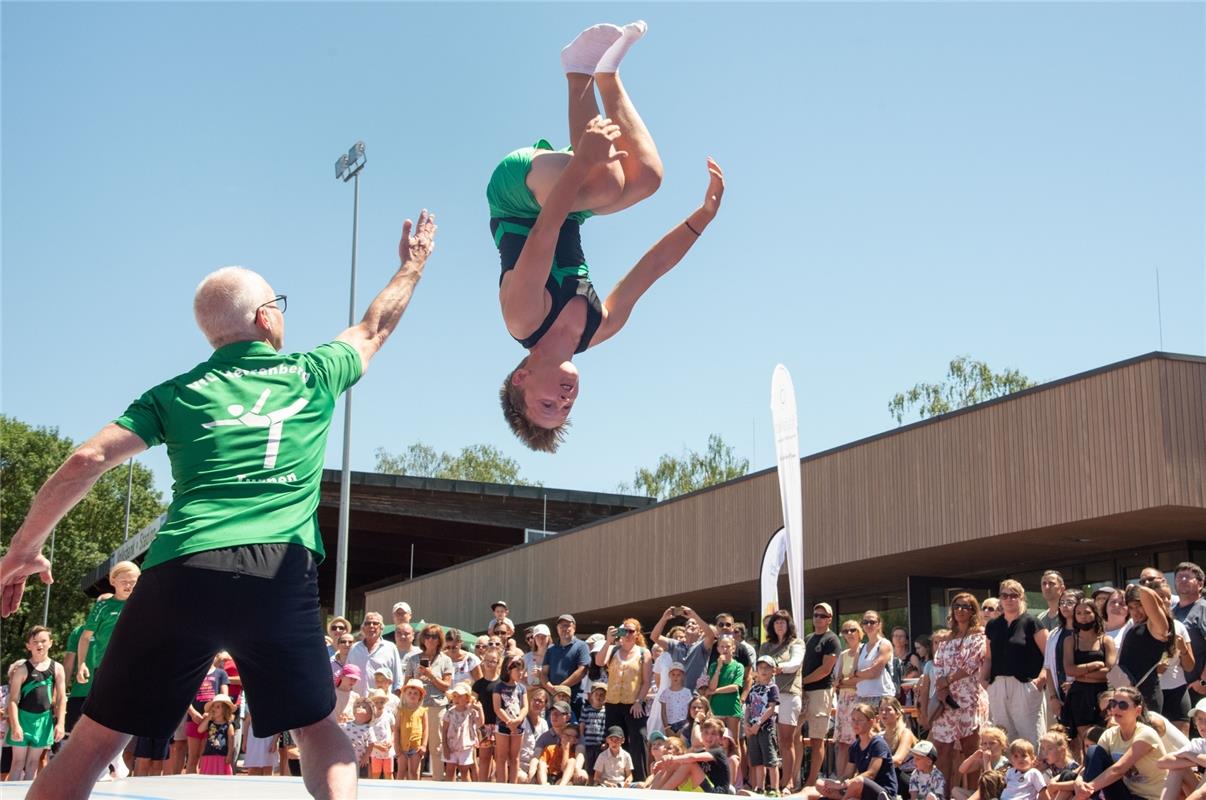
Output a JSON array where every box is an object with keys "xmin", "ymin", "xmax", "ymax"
[
  {"xmin": 1000, "ymin": 592, "xmax": 1021, "ymax": 600},
  {"xmin": 421, "ymin": 632, "xmax": 440, "ymax": 638},
  {"xmin": 861, "ymin": 619, "xmax": 879, "ymax": 626},
  {"xmin": 255, "ymin": 294, "xmax": 287, "ymax": 315},
  {"xmin": 982, "ymin": 605, "xmax": 1000, "ymax": 612},
  {"xmin": 842, "ymin": 629, "xmax": 859, "ymax": 635},
  {"xmin": 1058, "ymin": 599, "xmax": 1079, "ymax": 607},
  {"xmin": 951, "ymin": 603, "xmax": 974, "ymax": 611},
  {"xmin": 1106, "ymin": 699, "xmax": 1133, "ymax": 711},
  {"xmin": 363, "ymin": 622, "xmax": 382, "ymax": 627},
  {"xmin": 813, "ymin": 613, "xmax": 832, "ymax": 618},
  {"xmin": 331, "ymin": 624, "xmax": 347, "ymax": 631}
]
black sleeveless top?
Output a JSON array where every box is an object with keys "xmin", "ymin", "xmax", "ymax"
[
  {"xmin": 17, "ymin": 661, "xmax": 56, "ymax": 714},
  {"xmin": 492, "ymin": 216, "xmax": 602, "ymax": 354},
  {"xmin": 1073, "ymin": 635, "xmax": 1106, "ymax": 666},
  {"xmin": 1119, "ymin": 622, "xmax": 1167, "ymax": 691}
]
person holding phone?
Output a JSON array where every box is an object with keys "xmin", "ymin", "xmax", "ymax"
[
  {"xmin": 596, "ymin": 618, "xmax": 652, "ymax": 782},
  {"xmin": 407, "ymin": 624, "xmax": 454, "ymax": 779},
  {"xmin": 649, "ymin": 605, "xmax": 716, "ymax": 696}
]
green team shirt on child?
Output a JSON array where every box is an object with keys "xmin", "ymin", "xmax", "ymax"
[
  {"xmin": 66, "ymin": 624, "xmax": 87, "ymax": 698},
  {"xmin": 114, "ymin": 340, "xmax": 361, "ymax": 570},
  {"xmin": 75, "ymin": 598, "xmax": 126, "ymax": 696}
]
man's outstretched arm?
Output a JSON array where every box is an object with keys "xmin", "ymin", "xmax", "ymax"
[
  {"xmin": 0, "ymin": 423, "xmax": 147, "ymax": 616},
  {"xmin": 590, "ymin": 158, "xmax": 725, "ymax": 348},
  {"xmin": 337, "ymin": 210, "xmax": 437, "ymax": 373}
]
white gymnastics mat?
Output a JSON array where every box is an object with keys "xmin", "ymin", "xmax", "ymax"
[{"xmin": 0, "ymin": 775, "xmax": 678, "ymax": 799}]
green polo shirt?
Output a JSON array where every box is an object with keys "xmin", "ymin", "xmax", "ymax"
[
  {"xmin": 115, "ymin": 340, "xmax": 361, "ymax": 570},
  {"xmin": 66, "ymin": 624, "xmax": 88, "ymax": 698},
  {"xmin": 73, "ymin": 597, "xmax": 127, "ymax": 696}
]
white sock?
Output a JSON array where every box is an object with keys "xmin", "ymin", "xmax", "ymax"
[
  {"xmin": 560, "ymin": 23, "xmax": 623, "ymax": 75},
  {"xmin": 595, "ymin": 20, "xmax": 647, "ymax": 74},
  {"xmin": 111, "ymin": 758, "xmax": 130, "ymax": 778}
]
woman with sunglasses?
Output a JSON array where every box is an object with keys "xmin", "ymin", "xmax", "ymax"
[
  {"xmin": 493, "ymin": 655, "xmax": 529, "ymax": 783},
  {"xmin": 445, "ymin": 629, "xmax": 483, "ymax": 688},
  {"xmin": 1118, "ymin": 583, "xmax": 1174, "ymax": 716},
  {"xmin": 1044, "ymin": 589, "xmax": 1086, "ymax": 726},
  {"xmin": 1074, "ymin": 687, "xmax": 1168, "ymax": 800},
  {"xmin": 932, "ymin": 592, "xmax": 990, "ymax": 792},
  {"xmin": 473, "ymin": 648, "xmax": 502, "ymax": 781},
  {"xmin": 597, "ymin": 617, "xmax": 653, "ymax": 782},
  {"xmin": 834, "ymin": 621, "xmax": 864, "ymax": 779},
  {"xmin": 406, "ymin": 623, "xmax": 455, "ymax": 779},
  {"xmin": 1062, "ymin": 597, "xmax": 1115, "ymax": 761},
  {"xmin": 983, "ymin": 579, "xmax": 1049, "ymax": 746},
  {"xmin": 800, "ymin": 702, "xmax": 898, "ymax": 800},
  {"xmin": 761, "ymin": 608, "xmax": 811, "ymax": 792},
  {"xmin": 850, "ymin": 611, "xmax": 894, "ymax": 713}
]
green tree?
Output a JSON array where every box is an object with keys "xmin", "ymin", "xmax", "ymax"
[
  {"xmin": 1, "ymin": 416, "xmax": 165, "ymax": 670},
  {"xmin": 374, "ymin": 442, "xmax": 540, "ymax": 486},
  {"xmin": 888, "ymin": 356, "xmax": 1037, "ymax": 425},
  {"xmin": 622, "ymin": 434, "xmax": 749, "ymax": 500}
]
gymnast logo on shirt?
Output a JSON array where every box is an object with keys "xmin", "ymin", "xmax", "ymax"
[{"xmin": 202, "ymin": 388, "xmax": 308, "ymax": 469}]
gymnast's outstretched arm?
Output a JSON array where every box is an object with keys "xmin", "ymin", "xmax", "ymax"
[{"xmin": 590, "ymin": 158, "xmax": 725, "ymax": 348}]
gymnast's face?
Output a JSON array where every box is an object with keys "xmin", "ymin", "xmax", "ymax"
[{"xmin": 516, "ymin": 359, "xmax": 579, "ymax": 427}]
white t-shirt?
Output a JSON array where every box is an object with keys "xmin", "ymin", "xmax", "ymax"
[
  {"xmin": 368, "ymin": 709, "xmax": 395, "ymax": 760},
  {"xmin": 449, "ymin": 651, "xmax": 482, "ymax": 687},
  {"xmin": 523, "ymin": 651, "xmax": 544, "ymax": 687},
  {"xmin": 658, "ymin": 686, "xmax": 694, "ymax": 727},
  {"xmin": 1171, "ymin": 737, "xmax": 1206, "ymax": 759},
  {"xmin": 1000, "ymin": 767, "xmax": 1047, "ymax": 800},
  {"xmin": 519, "ymin": 714, "xmax": 549, "ymax": 765}
]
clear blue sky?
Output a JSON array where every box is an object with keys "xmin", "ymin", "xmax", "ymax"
[{"xmin": 3, "ymin": 2, "xmax": 1203, "ymax": 500}]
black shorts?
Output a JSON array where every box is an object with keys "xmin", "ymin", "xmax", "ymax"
[
  {"xmin": 134, "ymin": 736, "xmax": 172, "ymax": 761},
  {"xmin": 65, "ymin": 695, "xmax": 86, "ymax": 732},
  {"xmin": 82, "ymin": 543, "xmax": 334, "ymax": 739},
  {"xmin": 1163, "ymin": 684, "xmax": 1192, "ymax": 723}
]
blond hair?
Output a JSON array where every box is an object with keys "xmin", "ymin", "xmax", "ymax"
[
  {"xmin": 109, "ymin": 560, "xmax": 141, "ymax": 582},
  {"xmin": 980, "ymin": 726, "xmax": 1007, "ymax": 749},
  {"xmin": 499, "ymin": 359, "xmax": 569, "ymax": 453}
]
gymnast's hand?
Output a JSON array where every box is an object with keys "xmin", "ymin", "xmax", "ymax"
[
  {"xmin": 576, "ymin": 115, "xmax": 627, "ymax": 167},
  {"xmin": 700, "ymin": 157, "xmax": 725, "ymax": 220},
  {"xmin": 398, "ymin": 209, "xmax": 437, "ymax": 269}
]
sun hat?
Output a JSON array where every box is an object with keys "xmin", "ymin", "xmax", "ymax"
[
  {"xmin": 203, "ymin": 694, "xmax": 236, "ymax": 715},
  {"xmin": 402, "ymin": 678, "xmax": 427, "ymax": 698}
]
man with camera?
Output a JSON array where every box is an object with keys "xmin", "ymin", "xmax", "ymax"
[{"xmin": 650, "ymin": 606, "xmax": 717, "ymax": 693}]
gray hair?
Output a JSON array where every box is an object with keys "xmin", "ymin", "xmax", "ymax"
[{"xmin": 194, "ymin": 266, "xmax": 272, "ymax": 348}]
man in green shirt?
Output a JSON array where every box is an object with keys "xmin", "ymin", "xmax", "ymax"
[{"xmin": 0, "ymin": 209, "xmax": 436, "ymax": 800}]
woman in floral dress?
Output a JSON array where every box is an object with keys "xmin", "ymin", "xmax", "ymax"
[{"xmin": 931, "ymin": 592, "xmax": 990, "ymax": 794}]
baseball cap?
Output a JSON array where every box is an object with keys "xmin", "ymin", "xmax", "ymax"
[
  {"xmin": 669, "ymin": 662, "xmax": 686, "ymax": 673},
  {"xmin": 392, "ymin": 601, "xmax": 412, "ymax": 615},
  {"xmin": 492, "ymin": 600, "xmax": 508, "ymax": 611},
  {"xmin": 552, "ymin": 701, "xmax": 572, "ymax": 715},
  {"xmin": 557, "ymin": 613, "xmax": 576, "ymax": 624},
  {"xmin": 756, "ymin": 655, "xmax": 777, "ymax": 668},
  {"xmin": 911, "ymin": 741, "xmax": 938, "ymax": 760},
  {"xmin": 532, "ymin": 623, "xmax": 551, "ymax": 637},
  {"xmin": 648, "ymin": 730, "xmax": 668, "ymax": 743},
  {"xmin": 1192, "ymin": 698, "xmax": 1206, "ymax": 718},
  {"xmin": 373, "ymin": 667, "xmax": 393, "ymax": 682},
  {"xmin": 606, "ymin": 726, "xmax": 625, "ymax": 740},
  {"xmin": 813, "ymin": 602, "xmax": 834, "ymax": 616},
  {"xmin": 590, "ymin": 639, "xmax": 606, "ymax": 654}
]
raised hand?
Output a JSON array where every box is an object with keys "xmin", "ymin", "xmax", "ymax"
[
  {"xmin": 0, "ymin": 548, "xmax": 53, "ymax": 618},
  {"xmin": 576, "ymin": 116, "xmax": 627, "ymax": 167},
  {"xmin": 398, "ymin": 209, "xmax": 437, "ymax": 267},
  {"xmin": 701, "ymin": 157, "xmax": 725, "ymax": 219}
]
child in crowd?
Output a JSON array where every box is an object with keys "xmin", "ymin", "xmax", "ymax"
[
  {"xmin": 1039, "ymin": 727, "xmax": 1079, "ymax": 800},
  {"xmin": 488, "ymin": 600, "xmax": 509, "ymax": 635},
  {"xmin": 745, "ymin": 655, "xmax": 782, "ymax": 795},
  {"xmin": 395, "ymin": 679, "xmax": 428, "ymax": 780},
  {"xmin": 341, "ymin": 698, "xmax": 373, "ymax": 770},
  {"xmin": 367, "ymin": 689, "xmax": 396, "ymax": 780},
  {"xmin": 372, "ymin": 668, "xmax": 400, "ymax": 716},
  {"xmin": 196, "ymin": 694, "xmax": 236, "ymax": 776},
  {"xmin": 649, "ymin": 716, "xmax": 733, "ymax": 792},
  {"xmin": 538, "ymin": 724, "xmax": 581, "ymax": 785},
  {"xmin": 1000, "ymin": 739, "xmax": 1047, "ymax": 800},
  {"xmin": 707, "ymin": 636, "xmax": 745, "ymax": 745},
  {"xmin": 594, "ymin": 725, "xmax": 634, "ymax": 787},
  {"xmin": 910, "ymin": 741, "xmax": 948, "ymax": 800},
  {"xmin": 443, "ymin": 682, "xmax": 482, "ymax": 781},
  {"xmin": 637, "ymin": 730, "xmax": 671, "ymax": 788},
  {"xmin": 579, "ymin": 682, "xmax": 608, "ymax": 774},
  {"xmin": 956, "ymin": 725, "xmax": 1009, "ymax": 800},
  {"xmin": 684, "ymin": 694, "xmax": 711, "ymax": 751},
  {"xmin": 1155, "ymin": 698, "xmax": 1206, "ymax": 800},
  {"xmin": 659, "ymin": 661, "xmax": 693, "ymax": 735}
]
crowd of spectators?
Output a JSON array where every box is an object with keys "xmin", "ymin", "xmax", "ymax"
[{"xmin": 6, "ymin": 561, "xmax": 1206, "ymax": 798}]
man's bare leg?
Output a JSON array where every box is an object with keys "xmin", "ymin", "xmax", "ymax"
[
  {"xmin": 294, "ymin": 715, "xmax": 357, "ymax": 800},
  {"xmin": 25, "ymin": 716, "xmax": 128, "ymax": 800}
]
